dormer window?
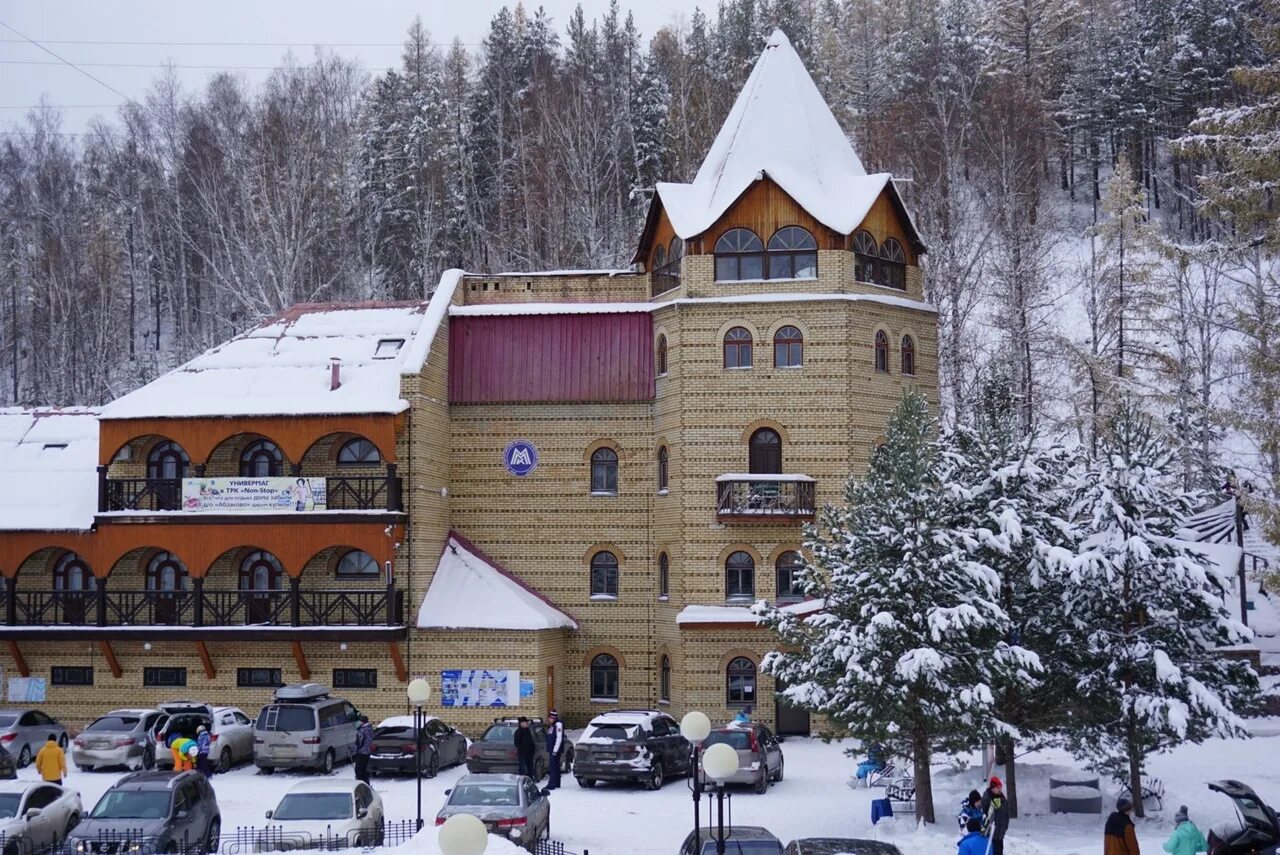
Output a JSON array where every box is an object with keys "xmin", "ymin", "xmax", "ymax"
[
  {"xmin": 714, "ymin": 229, "xmax": 764, "ymax": 281},
  {"xmin": 879, "ymin": 238, "xmax": 907, "ymax": 290},
  {"xmin": 766, "ymin": 226, "xmax": 818, "ymax": 279},
  {"xmin": 374, "ymin": 338, "xmax": 404, "ymax": 359},
  {"xmin": 854, "ymin": 231, "xmax": 879, "ymax": 284}
]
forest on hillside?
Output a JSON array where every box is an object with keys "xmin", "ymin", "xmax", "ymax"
[{"xmin": 1, "ymin": 0, "xmax": 1277, "ymax": 510}]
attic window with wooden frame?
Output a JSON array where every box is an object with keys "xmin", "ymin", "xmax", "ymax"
[
  {"xmin": 374, "ymin": 338, "xmax": 405, "ymax": 359},
  {"xmin": 878, "ymin": 238, "xmax": 907, "ymax": 290},
  {"xmin": 714, "ymin": 229, "xmax": 764, "ymax": 282},
  {"xmin": 853, "ymin": 230, "xmax": 879, "ymax": 284},
  {"xmin": 766, "ymin": 226, "xmax": 818, "ymax": 280},
  {"xmin": 652, "ymin": 239, "xmax": 683, "ymax": 296}
]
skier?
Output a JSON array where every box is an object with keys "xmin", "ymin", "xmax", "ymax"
[
  {"xmin": 958, "ymin": 790, "xmax": 984, "ymax": 833},
  {"xmin": 1161, "ymin": 805, "xmax": 1205, "ymax": 855},
  {"xmin": 514, "ymin": 717, "xmax": 536, "ymax": 778},
  {"xmin": 957, "ymin": 818, "xmax": 987, "ymax": 855},
  {"xmin": 1104, "ymin": 796, "xmax": 1141, "ymax": 855},
  {"xmin": 195, "ymin": 725, "xmax": 213, "ymax": 776},
  {"xmin": 353, "ymin": 715, "xmax": 373, "ymax": 784},
  {"xmin": 545, "ymin": 709, "xmax": 565, "ymax": 790},
  {"xmin": 981, "ymin": 776, "xmax": 1009, "ymax": 855}
]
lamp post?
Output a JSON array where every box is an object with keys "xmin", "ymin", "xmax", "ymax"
[
  {"xmin": 407, "ymin": 677, "xmax": 432, "ymax": 831},
  {"xmin": 437, "ymin": 813, "xmax": 488, "ymax": 855},
  {"xmin": 702, "ymin": 742, "xmax": 740, "ymax": 855},
  {"xmin": 681, "ymin": 711, "xmax": 712, "ymax": 852}
]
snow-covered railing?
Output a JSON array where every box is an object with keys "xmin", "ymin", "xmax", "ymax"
[{"xmin": 715, "ymin": 475, "xmax": 816, "ymax": 521}]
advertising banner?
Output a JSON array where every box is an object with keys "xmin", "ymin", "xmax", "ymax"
[
  {"xmin": 440, "ymin": 669, "xmax": 521, "ymax": 707},
  {"xmin": 181, "ymin": 477, "xmax": 327, "ymax": 512}
]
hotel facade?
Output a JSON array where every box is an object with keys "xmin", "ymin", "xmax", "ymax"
[{"xmin": 0, "ymin": 31, "xmax": 936, "ymax": 735}]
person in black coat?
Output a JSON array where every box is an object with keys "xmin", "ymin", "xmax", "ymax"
[
  {"xmin": 982, "ymin": 776, "xmax": 1010, "ymax": 855},
  {"xmin": 514, "ymin": 717, "xmax": 536, "ymax": 778}
]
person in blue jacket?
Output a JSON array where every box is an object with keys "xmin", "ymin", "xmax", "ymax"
[
  {"xmin": 958, "ymin": 790, "xmax": 984, "ymax": 833},
  {"xmin": 958, "ymin": 818, "xmax": 988, "ymax": 855}
]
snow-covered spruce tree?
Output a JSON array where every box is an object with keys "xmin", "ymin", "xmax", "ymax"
[
  {"xmin": 758, "ymin": 390, "xmax": 1036, "ymax": 823},
  {"xmin": 1062, "ymin": 400, "xmax": 1258, "ymax": 816},
  {"xmin": 945, "ymin": 372, "xmax": 1078, "ymax": 816}
]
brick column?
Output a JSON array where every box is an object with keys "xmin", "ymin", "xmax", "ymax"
[
  {"xmin": 97, "ymin": 465, "xmax": 109, "ymax": 513},
  {"xmin": 386, "ymin": 464, "xmax": 399, "ymax": 512}
]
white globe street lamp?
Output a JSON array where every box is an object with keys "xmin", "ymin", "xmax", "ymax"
[
  {"xmin": 408, "ymin": 678, "xmax": 432, "ymax": 705},
  {"xmin": 407, "ymin": 678, "xmax": 432, "ymax": 829},
  {"xmin": 680, "ymin": 710, "xmax": 712, "ymax": 744},
  {"xmin": 437, "ymin": 813, "xmax": 488, "ymax": 855},
  {"xmin": 701, "ymin": 741, "xmax": 741, "ymax": 855}
]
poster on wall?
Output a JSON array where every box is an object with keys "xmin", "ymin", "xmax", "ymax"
[
  {"xmin": 8, "ymin": 677, "xmax": 46, "ymax": 703},
  {"xmin": 440, "ymin": 669, "xmax": 521, "ymax": 707},
  {"xmin": 519, "ymin": 680, "xmax": 535, "ymax": 700},
  {"xmin": 181, "ymin": 477, "xmax": 327, "ymax": 512}
]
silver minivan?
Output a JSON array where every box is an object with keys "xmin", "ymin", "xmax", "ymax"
[{"xmin": 253, "ymin": 684, "xmax": 361, "ymax": 775}]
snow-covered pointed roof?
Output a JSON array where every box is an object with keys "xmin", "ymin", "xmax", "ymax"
[
  {"xmin": 417, "ymin": 533, "xmax": 578, "ymax": 631},
  {"xmin": 0, "ymin": 407, "xmax": 99, "ymax": 532},
  {"xmin": 655, "ymin": 29, "xmax": 891, "ymax": 239}
]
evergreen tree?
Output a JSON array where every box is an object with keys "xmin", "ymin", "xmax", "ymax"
[
  {"xmin": 759, "ymin": 391, "xmax": 1037, "ymax": 824},
  {"xmin": 1062, "ymin": 400, "xmax": 1258, "ymax": 816}
]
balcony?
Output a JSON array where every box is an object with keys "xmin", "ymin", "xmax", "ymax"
[
  {"xmin": 0, "ymin": 585, "xmax": 406, "ymax": 640},
  {"xmin": 99, "ymin": 470, "xmax": 404, "ymax": 514},
  {"xmin": 715, "ymin": 475, "xmax": 816, "ymax": 522}
]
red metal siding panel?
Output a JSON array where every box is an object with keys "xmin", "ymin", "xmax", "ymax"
[{"xmin": 449, "ymin": 314, "xmax": 655, "ymax": 404}]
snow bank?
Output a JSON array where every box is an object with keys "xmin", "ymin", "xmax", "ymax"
[
  {"xmin": 417, "ymin": 534, "xmax": 578, "ymax": 631},
  {"xmin": 0, "ymin": 407, "xmax": 99, "ymax": 531}
]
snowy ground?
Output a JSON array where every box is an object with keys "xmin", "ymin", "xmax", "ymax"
[{"xmin": 20, "ymin": 727, "xmax": 1280, "ymax": 855}]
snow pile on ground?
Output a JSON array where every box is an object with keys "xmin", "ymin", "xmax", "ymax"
[{"xmin": 0, "ymin": 407, "xmax": 99, "ymax": 531}]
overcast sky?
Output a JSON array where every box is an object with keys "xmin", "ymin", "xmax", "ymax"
[{"xmin": 1, "ymin": 0, "xmax": 697, "ymax": 134}]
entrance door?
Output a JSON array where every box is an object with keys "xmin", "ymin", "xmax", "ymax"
[
  {"xmin": 774, "ymin": 679, "xmax": 810, "ymax": 736},
  {"xmin": 239, "ymin": 552, "xmax": 283, "ymax": 624},
  {"xmin": 53, "ymin": 553, "xmax": 95, "ymax": 625},
  {"xmin": 748, "ymin": 429, "xmax": 782, "ymax": 474}
]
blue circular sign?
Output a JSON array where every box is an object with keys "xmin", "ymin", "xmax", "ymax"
[{"xmin": 504, "ymin": 440, "xmax": 539, "ymax": 477}]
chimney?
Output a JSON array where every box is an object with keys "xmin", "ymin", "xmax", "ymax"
[{"xmin": 330, "ymin": 358, "xmax": 341, "ymax": 391}]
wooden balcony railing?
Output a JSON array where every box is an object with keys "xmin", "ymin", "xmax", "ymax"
[
  {"xmin": 4, "ymin": 584, "xmax": 405, "ymax": 629},
  {"xmin": 715, "ymin": 475, "xmax": 816, "ymax": 522},
  {"xmin": 99, "ymin": 470, "xmax": 403, "ymax": 513}
]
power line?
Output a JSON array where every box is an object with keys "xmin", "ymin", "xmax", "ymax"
[{"xmin": 0, "ymin": 19, "xmax": 133, "ymax": 102}]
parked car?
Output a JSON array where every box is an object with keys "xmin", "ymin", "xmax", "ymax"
[
  {"xmin": 0, "ymin": 781, "xmax": 82, "ymax": 854},
  {"xmin": 698, "ymin": 723, "xmax": 785, "ymax": 794},
  {"xmin": 0, "ymin": 709, "xmax": 68, "ymax": 768},
  {"xmin": 66, "ymin": 770, "xmax": 220, "ymax": 854},
  {"xmin": 784, "ymin": 840, "xmax": 904, "ymax": 855},
  {"xmin": 254, "ymin": 683, "xmax": 361, "ymax": 775},
  {"xmin": 0, "ymin": 747, "xmax": 15, "ymax": 780},
  {"xmin": 573, "ymin": 710, "xmax": 691, "ymax": 790},
  {"xmin": 466, "ymin": 717, "xmax": 574, "ymax": 780},
  {"xmin": 369, "ymin": 715, "xmax": 469, "ymax": 778},
  {"xmin": 260, "ymin": 778, "xmax": 384, "ymax": 851},
  {"xmin": 435, "ymin": 774, "xmax": 550, "ymax": 853},
  {"xmin": 154, "ymin": 702, "xmax": 254, "ymax": 772},
  {"xmin": 72, "ymin": 708, "xmax": 166, "ymax": 772},
  {"xmin": 1205, "ymin": 779, "xmax": 1279, "ymax": 855},
  {"xmin": 678, "ymin": 826, "xmax": 784, "ymax": 854}
]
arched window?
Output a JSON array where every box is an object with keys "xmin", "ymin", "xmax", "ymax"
[
  {"xmin": 879, "ymin": 238, "xmax": 907, "ymax": 290},
  {"xmin": 874, "ymin": 331, "xmax": 889, "ymax": 373},
  {"xmin": 749, "ymin": 428, "xmax": 782, "ymax": 474},
  {"xmin": 660, "ymin": 655, "xmax": 671, "ymax": 703},
  {"xmin": 590, "ymin": 448, "xmax": 619, "ymax": 494},
  {"xmin": 766, "ymin": 226, "xmax": 818, "ymax": 280},
  {"xmin": 901, "ymin": 335, "xmax": 916, "ymax": 376},
  {"xmin": 776, "ymin": 550, "xmax": 805, "ymax": 601},
  {"xmin": 590, "ymin": 551, "xmax": 619, "ymax": 598},
  {"xmin": 652, "ymin": 244, "xmax": 666, "ymax": 272},
  {"xmin": 240, "ymin": 439, "xmax": 284, "ymax": 477},
  {"xmin": 590, "ymin": 653, "xmax": 619, "ymax": 701},
  {"xmin": 146, "ymin": 552, "xmax": 187, "ymax": 592},
  {"xmin": 723, "ymin": 327, "xmax": 753, "ymax": 369},
  {"xmin": 668, "ymin": 238, "xmax": 684, "ymax": 275},
  {"xmin": 147, "ymin": 441, "xmax": 189, "ymax": 480},
  {"xmin": 725, "ymin": 551, "xmax": 755, "ymax": 601},
  {"xmin": 657, "ymin": 446, "xmax": 669, "ymax": 492},
  {"xmin": 338, "ymin": 438, "xmax": 381, "ymax": 466},
  {"xmin": 726, "ymin": 657, "xmax": 757, "ymax": 706},
  {"xmin": 337, "ymin": 550, "xmax": 380, "ymax": 578},
  {"xmin": 656, "ymin": 335, "xmax": 668, "ymax": 376},
  {"xmin": 853, "ymin": 230, "xmax": 879, "ymax": 284},
  {"xmin": 714, "ymin": 229, "xmax": 764, "ymax": 281},
  {"xmin": 773, "ymin": 326, "xmax": 804, "ymax": 368},
  {"xmin": 658, "ymin": 553, "xmax": 669, "ymax": 599},
  {"xmin": 52, "ymin": 552, "xmax": 96, "ymax": 592},
  {"xmin": 238, "ymin": 550, "xmax": 284, "ymax": 591}
]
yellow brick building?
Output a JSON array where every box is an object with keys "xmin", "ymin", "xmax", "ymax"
[{"xmin": 0, "ymin": 30, "xmax": 935, "ymax": 735}]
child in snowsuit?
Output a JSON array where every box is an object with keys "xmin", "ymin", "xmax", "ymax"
[
  {"xmin": 958, "ymin": 790, "xmax": 984, "ymax": 835},
  {"xmin": 958, "ymin": 818, "xmax": 988, "ymax": 855},
  {"xmin": 169, "ymin": 735, "xmax": 196, "ymax": 772},
  {"xmin": 1162, "ymin": 805, "xmax": 1207, "ymax": 855},
  {"xmin": 195, "ymin": 725, "xmax": 214, "ymax": 776}
]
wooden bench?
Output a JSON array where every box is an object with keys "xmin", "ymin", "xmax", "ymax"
[{"xmin": 1120, "ymin": 776, "xmax": 1165, "ymax": 812}]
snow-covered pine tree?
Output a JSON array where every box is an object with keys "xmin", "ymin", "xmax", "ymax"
[
  {"xmin": 945, "ymin": 372, "xmax": 1078, "ymax": 816},
  {"xmin": 1062, "ymin": 399, "xmax": 1258, "ymax": 816},
  {"xmin": 758, "ymin": 390, "xmax": 1030, "ymax": 824}
]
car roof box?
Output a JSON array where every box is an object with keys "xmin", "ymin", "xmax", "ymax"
[{"xmin": 274, "ymin": 683, "xmax": 331, "ymax": 702}]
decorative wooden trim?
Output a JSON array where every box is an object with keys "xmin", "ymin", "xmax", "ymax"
[
  {"xmin": 6, "ymin": 641, "xmax": 29, "ymax": 677},
  {"xmin": 98, "ymin": 640, "xmax": 122, "ymax": 678},
  {"xmin": 388, "ymin": 642, "xmax": 407, "ymax": 682},
  {"xmin": 195, "ymin": 641, "xmax": 216, "ymax": 679},
  {"xmin": 291, "ymin": 641, "xmax": 310, "ymax": 681}
]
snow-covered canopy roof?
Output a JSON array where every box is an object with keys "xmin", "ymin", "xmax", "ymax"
[
  {"xmin": 417, "ymin": 533, "xmax": 578, "ymax": 631},
  {"xmin": 100, "ymin": 298, "xmax": 448, "ymax": 421},
  {"xmin": 1179, "ymin": 497, "xmax": 1239, "ymax": 543},
  {"xmin": 652, "ymin": 29, "xmax": 906, "ymax": 242},
  {"xmin": 0, "ymin": 408, "xmax": 99, "ymax": 532},
  {"xmin": 676, "ymin": 599, "xmax": 824, "ymax": 626}
]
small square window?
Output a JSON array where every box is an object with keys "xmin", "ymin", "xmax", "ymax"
[
  {"xmin": 237, "ymin": 668, "xmax": 283, "ymax": 688},
  {"xmin": 333, "ymin": 668, "xmax": 378, "ymax": 689},
  {"xmin": 373, "ymin": 338, "xmax": 405, "ymax": 359},
  {"xmin": 143, "ymin": 667, "xmax": 187, "ymax": 687},
  {"xmin": 51, "ymin": 666, "xmax": 93, "ymax": 686}
]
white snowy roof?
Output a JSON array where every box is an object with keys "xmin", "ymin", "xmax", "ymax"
[
  {"xmin": 677, "ymin": 599, "xmax": 825, "ymax": 626},
  {"xmin": 654, "ymin": 29, "xmax": 893, "ymax": 240},
  {"xmin": 100, "ymin": 273, "xmax": 467, "ymax": 422},
  {"xmin": 417, "ymin": 534, "xmax": 578, "ymax": 631},
  {"xmin": 0, "ymin": 408, "xmax": 99, "ymax": 532},
  {"xmin": 450, "ymin": 292, "xmax": 936, "ymax": 317}
]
